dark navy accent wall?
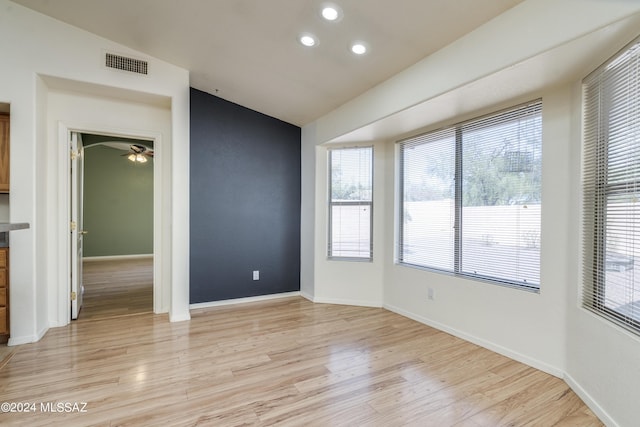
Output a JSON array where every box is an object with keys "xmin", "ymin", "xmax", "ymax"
[{"xmin": 190, "ymin": 88, "xmax": 301, "ymax": 303}]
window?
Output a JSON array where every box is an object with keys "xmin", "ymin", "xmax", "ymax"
[
  {"xmin": 328, "ymin": 146, "xmax": 373, "ymax": 260},
  {"xmin": 582, "ymin": 36, "xmax": 640, "ymax": 334},
  {"xmin": 399, "ymin": 100, "xmax": 542, "ymax": 289}
]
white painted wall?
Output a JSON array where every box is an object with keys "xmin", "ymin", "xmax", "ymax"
[
  {"xmin": 564, "ymin": 81, "xmax": 640, "ymax": 427},
  {"xmin": 382, "ymin": 87, "xmax": 570, "ymax": 377},
  {"xmin": 300, "ymin": 2, "xmax": 640, "ymax": 426},
  {"xmin": 312, "ymin": 141, "xmax": 386, "ymax": 307},
  {"xmin": 0, "ymin": 0, "xmax": 190, "ymax": 345},
  {"xmin": 300, "ymin": 123, "xmax": 317, "ymax": 301},
  {"xmin": 45, "ymin": 88, "xmax": 172, "ymax": 327}
]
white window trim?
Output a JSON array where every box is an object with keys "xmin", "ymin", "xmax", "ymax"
[
  {"xmin": 397, "ymin": 100, "xmax": 542, "ymax": 291},
  {"xmin": 327, "ymin": 146, "xmax": 374, "ymax": 261},
  {"xmin": 581, "ymin": 35, "xmax": 640, "ymax": 336}
]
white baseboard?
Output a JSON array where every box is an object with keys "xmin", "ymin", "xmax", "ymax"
[
  {"xmin": 8, "ymin": 334, "xmax": 37, "ymax": 346},
  {"xmin": 383, "ymin": 302, "xmax": 564, "ymax": 378},
  {"xmin": 10, "ymin": 321, "xmax": 71, "ymax": 346},
  {"xmin": 83, "ymin": 254, "xmax": 153, "ymax": 262},
  {"xmin": 169, "ymin": 313, "xmax": 191, "ymax": 322},
  {"xmin": 189, "ymin": 291, "xmax": 301, "ymax": 310},
  {"xmin": 300, "ymin": 290, "xmax": 314, "ymax": 302},
  {"xmin": 48, "ymin": 320, "xmax": 67, "ymax": 328},
  {"xmin": 36, "ymin": 325, "xmax": 49, "ymax": 342},
  {"xmin": 313, "ymin": 296, "xmax": 383, "ymax": 308},
  {"xmin": 564, "ymin": 373, "xmax": 617, "ymax": 427}
]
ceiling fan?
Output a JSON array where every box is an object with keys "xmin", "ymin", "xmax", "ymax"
[{"xmin": 122, "ymin": 144, "xmax": 154, "ymax": 163}]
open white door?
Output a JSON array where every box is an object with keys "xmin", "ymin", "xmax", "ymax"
[{"xmin": 70, "ymin": 132, "xmax": 85, "ymax": 320}]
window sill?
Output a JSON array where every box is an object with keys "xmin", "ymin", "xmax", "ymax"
[
  {"xmin": 396, "ymin": 261, "xmax": 540, "ymax": 293},
  {"xmin": 327, "ymin": 256, "xmax": 373, "ymax": 263}
]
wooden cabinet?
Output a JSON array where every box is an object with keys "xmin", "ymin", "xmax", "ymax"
[
  {"xmin": 0, "ymin": 113, "xmax": 9, "ymax": 193},
  {"xmin": 0, "ymin": 248, "xmax": 8, "ymax": 342}
]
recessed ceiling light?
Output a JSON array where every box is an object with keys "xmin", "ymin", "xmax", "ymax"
[
  {"xmin": 320, "ymin": 3, "xmax": 343, "ymax": 22},
  {"xmin": 321, "ymin": 6, "xmax": 339, "ymax": 21},
  {"xmin": 299, "ymin": 34, "xmax": 317, "ymax": 47},
  {"xmin": 351, "ymin": 43, "xmax": 367, "ymax": 55}
]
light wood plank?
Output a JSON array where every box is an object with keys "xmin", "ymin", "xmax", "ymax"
[
  {"xmin": 0, "ymin": 295, "xmax": 602, "ymax": 426},
  {"xmin": 79, "ymin": 258, "xmax": 153, "ymax": 321}
]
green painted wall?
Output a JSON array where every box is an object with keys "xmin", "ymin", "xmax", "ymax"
[{"xmin": 83, "ymin": 145, "xmax": 153, "ymax": 257}]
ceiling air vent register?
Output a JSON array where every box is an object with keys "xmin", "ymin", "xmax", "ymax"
[{"xmin": 105, "ymin": 53, "xmax": 148, "ymax": 75}]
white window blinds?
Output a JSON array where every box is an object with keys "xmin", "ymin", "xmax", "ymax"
[
  {"xmin": 399, "ymin": 129, "xmax": 456, "ymax": 271},
  {"xmin": 328, "ymin": 146, "xmax": 373, "ymax": 260},
  {"xmin": 583, "ymin": 36, "xmax": 640, "ymax": 334},
  {"xmin": 399, "ymin": 100, "xmax": 542, "ymax": 289}
]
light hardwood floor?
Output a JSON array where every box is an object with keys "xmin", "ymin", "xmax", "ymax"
[
  {"xmin": 0, "ymin": 260, "xmax": 602, "ymax": 427},
  {"xmin": 79, "ymin": 258, "xmax": 153, "ymax": 321},
  {"xmin": 0, "ymin": 294, "xmax": 601, "ymax": 426},
  {"xmin": 0, "ymin": 258, "xmax": 152, "ymax": 376}
]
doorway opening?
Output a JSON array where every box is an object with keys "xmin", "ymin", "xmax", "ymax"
[
  {"xmin": 81, "ymin": 258, "xmax": 153, "ymax": 321},
  {"xmin": 72, "ymin": 132, "xmax": 155, "ymax": 321}
]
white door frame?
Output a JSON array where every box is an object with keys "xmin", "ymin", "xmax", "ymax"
[
  {"xmin": 57, "ymin": 122, "xmax": 164, "ymax": 323},
  {"xmin": 70, "ymin": 131, "xmax": 85, "ymax": 319}
]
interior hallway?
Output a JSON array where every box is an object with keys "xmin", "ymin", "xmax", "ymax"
[{"xmin": 79, "ymin": 258, "xmax": 153, "ymax": 321}]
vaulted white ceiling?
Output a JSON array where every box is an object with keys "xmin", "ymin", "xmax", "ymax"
[{"xmin": 12, "ymin": 0, "xmax": 523, "ymax": 126}]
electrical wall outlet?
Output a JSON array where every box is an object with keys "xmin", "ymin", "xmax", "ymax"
[
  {"xmin": 428, "ymin": 287, "xmax": 434, "ymax": 300},
  {"xmin": 253, "ymin": 270, "xmax": 259, "ymax": 281}
]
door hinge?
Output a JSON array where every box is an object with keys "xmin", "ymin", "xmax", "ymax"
[
  {"xmin": 70, "ymin": 221, "xmax": 77, "ymax": 231},
  {"xmin": 70, "ymin": 149, "xmax": 77, "ymax": 160},
  {"xmin": 71, "ymin": 291, "xmax": 77, "ymax": 301}
]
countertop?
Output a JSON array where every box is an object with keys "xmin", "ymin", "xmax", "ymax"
[{"xmin": 0, "ymin": 223, "xmax": 30, "ymax": 232}]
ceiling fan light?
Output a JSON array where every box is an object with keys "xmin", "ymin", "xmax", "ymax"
[
  {"xmin": 127, "ymin": 153, "xmax": 136, "ymax": 162},
  {"xmin": 137, "ymin": 154, "xmax": 147, "ymax": 163}
]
